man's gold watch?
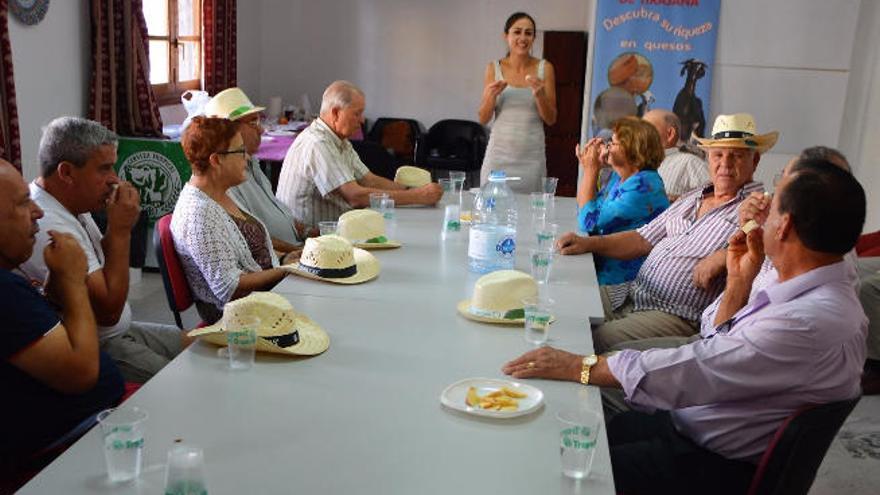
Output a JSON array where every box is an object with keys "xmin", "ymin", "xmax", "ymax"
[{"xmin": 580, "ymin": 354, "xmax": 598, "ymax": 385}]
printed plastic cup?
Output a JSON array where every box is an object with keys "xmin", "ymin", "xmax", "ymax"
[
  {"xmin": 318, "ymin": 221, "xmax": 337, "ymax": 236},
  {"xmin": 529, "ymin": 248, "xmax": 554, "ymax": 285},
  {"xmin": 449, "ymin": 170, "xmax": 467, "ymax": 194},
  {"xmin": 523, "ymin": 296, "xmax": 554, "ymax": 346},
  {"xmin": 442, "ymin": 204, "xmax": 461, "ymax": 239},
  {"xmin": 530, "ymin": 192, "xmax": 552, "ymax": 222},
  {"xmin": 164, "ymin": 444, "xmax": 208, "ymax": 495},
  {"xmin": 557, "ymin": 410, "xmax": 602, "ymax": 479},
  {"xmin": 369, "ymin": 192, "xmax": 389, "ymax": 210},
  {"xmin": 225, "ymin": 314, "xmax": 259, "ymax": 370},
  {"xmin": 97, "ymin": 407, "xmax": 148, "ymax": 483},
  {"xmin": 438, "ymin": 178, "xmax": 452, "ymax": 197},
  {"xmin": 379, "ymin": 198, "xmax": 395, "ymax": 221},
  {"xmin": 542, "ymin": 176, "xmax": 559, "ymax": 195},
  {"xmin": 536, "ymin": 223, "xmax": 559, "ymax": 251}
]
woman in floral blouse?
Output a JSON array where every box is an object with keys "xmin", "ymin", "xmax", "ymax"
[{"xmin": 575, "ymin": 117, "xmax": 669, "ymax": 293}]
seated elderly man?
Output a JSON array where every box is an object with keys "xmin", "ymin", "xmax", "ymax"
[
  {"xmin": 276, "ymin": 80, "xmax": 442, "ymax": 228},
  {"xmin": 204, "ymin": 87, "xmax": 305, "ymax": 252},
  {"xmin": 642, "ymin": 109, "xmax": 709, "ymax": 201},
  {"xmin": 557, "ymin": 113, "xmax": 777, "ymax": 352},
  {"xmin": 20, "ymin": 117, "xmax": 187, "ymax": 383},
  {"xmin": 0, "ymin": 160, "xmax": 123, "ymax": 467},
  {"xmin": 505, "ymin": 159, "xmax": 866, "ymax": 495}
]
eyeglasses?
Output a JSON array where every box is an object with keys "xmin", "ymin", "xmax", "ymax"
[{"xmin": 216, "ymin": 147, "xmax": 248, "ymax": 158}]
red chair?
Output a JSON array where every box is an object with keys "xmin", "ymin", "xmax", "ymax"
[
  {"xmin": 746, "ymin": 397, "xmax": 860, "ymax": 495},
  {"xmin": 153, "ymin": 214, "xmax": 194, "ymax": 329}
]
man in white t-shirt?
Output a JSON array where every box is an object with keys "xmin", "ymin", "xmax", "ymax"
[
  {"xmin": 20, "ymin": 117, "xmax": 187, "ymax": 383},
  {"xmin": 643, "ymin": 109, "xmax": 709, "ymax": 201}
]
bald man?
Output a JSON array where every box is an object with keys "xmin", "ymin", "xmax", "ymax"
[
  {"xmin": 643, "ymin": 109, "xmax": 709, "ymax": 201},
  {"xmin": 0, "ymin": 160, "xmax": 122, "ymax": 465},
  {"xmin": 275, "ymin": 80, "xmax": 442, "ymax": 228}
]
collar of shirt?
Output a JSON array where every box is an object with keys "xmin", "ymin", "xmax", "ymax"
[
  {"xmin": 707, "ymin": 260, "xmax": 849, "ymax": 338},
  {"xmin": 664, "ymin": 147, "xmax": 679, "ymax": 157},
  {"xmin": 313, "ymin": 117, "xmax": 351, "ymax": 154},
  {"xmin": 30, "ymin": 181, "xmax": 83, "ymax": 225},
  {"xmin": 681, "ymin": 180, "xmax": 762, "ymax": 220}
]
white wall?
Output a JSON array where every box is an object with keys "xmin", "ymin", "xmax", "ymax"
[
  {"xmin": 8, "ymin": 1, "xmax": 90, "ymax": 180},
  {"xmin": 241, "ymin": 0, "xmax": 590, "ymax": 128}
]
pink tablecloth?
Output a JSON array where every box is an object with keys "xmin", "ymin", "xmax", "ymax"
[{"xmin": 255, "ymin": 134, "xmax": 297, "ymax": 162}]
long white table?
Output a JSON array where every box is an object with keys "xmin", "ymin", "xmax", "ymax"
[{"xmin": 20, "ymin": 195, "xmax": 613, "ymax": 495}]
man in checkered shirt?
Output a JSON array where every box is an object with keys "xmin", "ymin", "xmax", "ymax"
[{"xmin": 558, "ymin": 113, "xmax": 778, "ymax": 352}]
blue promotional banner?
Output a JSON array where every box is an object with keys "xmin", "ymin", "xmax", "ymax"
[{"xmin": 588, "ymin": 0, "xmax": 721, "ymax": 139}]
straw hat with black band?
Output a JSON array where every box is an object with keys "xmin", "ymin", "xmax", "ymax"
[{"xmin": 694, "ymin": 113, "xmax": 778, "ymax": 154}]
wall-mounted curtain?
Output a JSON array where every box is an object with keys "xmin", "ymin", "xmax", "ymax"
[
  {"xmin": 89, "ymin": 0, "xmax": 163, "ymax": 137},
  {"xmin": 203, "ymin": 0, "xmax": 236, "ymax": 95},
  {"xmin": 0, "ymin": 0, "xmax": 22, "ymax": 170}
]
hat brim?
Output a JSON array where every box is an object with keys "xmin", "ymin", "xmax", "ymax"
[
  {"xmin": 456, "ymin": 300, "xmax": 556, "ymax": 326},
  {"xmin": 282, "ymin": 247, "xmax": 379, "ymax": 284},
  {"xmin": 694, "ymin": 131, "xmax": 779, "ymax": 154},
  {"xmin": 395, "ymin": 179, "xmax": 431, "ymax": 188},
  {"xmin": 188, "ymin": 313, "xmax": 329, "ymax": 356},
  {"xmin": 353, "ymin": 240, "xmax": 401, "ymax": 250}
]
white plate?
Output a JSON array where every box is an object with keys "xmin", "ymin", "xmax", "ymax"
[{"xmin": 440, "ymin": 377, "xmax": 544, "ymax": 419}]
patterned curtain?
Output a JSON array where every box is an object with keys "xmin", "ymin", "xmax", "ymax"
[
  {"xmin": 89, "ymin": 0, "xmax": 163, "ymax": 137},
  {"xmin": 203, "ymin": 0, "xmax": 237, "ymax": 95},
  {"xmin": 0, "ymin": 0, "xmax": 22, "ymax": 170}
]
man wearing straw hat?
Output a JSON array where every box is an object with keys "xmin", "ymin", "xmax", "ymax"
[
  {"xmin": 558, "ymin": 113, "xmax": 778, "ymax": 352},
  {"xmin": 204, "ymin": 87, "xmax": 306, "ymax": 253},
  {"xmin": 275, "ymin": 80, "xmax": 442, "ymax": 229},
  {"xmin": 0, "ymin": 160, "xmax": 123, "ymax": 467}
]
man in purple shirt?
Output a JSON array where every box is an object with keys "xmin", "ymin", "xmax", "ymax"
[{"xmin": 505, "ymin": 159, "xmax": 866, "ymax": 494}]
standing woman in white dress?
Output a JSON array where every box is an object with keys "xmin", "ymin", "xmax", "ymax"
[{"xmin": 478, "ymin": 12, "xmax": 557, "ymax": 194}]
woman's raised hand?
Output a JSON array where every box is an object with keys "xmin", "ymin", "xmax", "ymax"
[
  {"xmin": 575, "ymin": 137, "xmax": 604, "ymax": 175},
  {"xmin": 525, "ymin": 74, "xmax": 545, "ymax": 97},
  {"xmin": 483, "ymin": 80, "xmax": 508, "ymax": 101}
]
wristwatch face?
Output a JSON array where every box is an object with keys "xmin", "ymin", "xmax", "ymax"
[{"xmin": 583, "ymin": 354, "xmax": 598, "ymax": 366}]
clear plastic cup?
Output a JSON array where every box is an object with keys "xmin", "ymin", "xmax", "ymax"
[
  {"xmin": 542, "ymin": 176, "xmax": 559, "ymax": 195},
  {"xmin": 318, "ymin": 221, "xmax": 337, "ymax": 236},
  {"xmin": 369, "ymin": 192, "xmax": 389, "ymax": 210},
  {"xmin": 225, "ymin": 314, "xmax": 259, "ymax": 370},
  {"xmin": 97, "ymin": 407, "xmax": 148, "ymax": 483},
  {"xmin": 557, "ymin": 410, "xmax": 602, "ymax": 479},
  {"xmin": 379, "ymin": 198, "xmax": 395, "ymax": 220},
  {"xmin": 529, "ymin": 248, "xmax": 554, "ymax": 285},
  {"xmin": 530, "ymin": 192, "xmax": 552, "ymax": 223},
  {"xmin": 535, "ymin": 223, "xmax": 559, "ymax": 251},
  {"xmin": 523, "ymin": 296, "xmax": 554, "ymax": 345},
  {"xmin": 442, "ymin": 204, "xmax": 461, "ymax": 239},
  {"xmin": 164, "ymin": 444, "xmax": 208, "ymax": 495},
  {"xmin": 449, "ymin": 170, "xmax": 466, "ymax": 189}
]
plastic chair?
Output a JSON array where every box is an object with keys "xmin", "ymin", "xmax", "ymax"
[
  {"xmin": 746, "ymin": 396, "xmax": 860, "ymax": 495},
  {"xmin": 415, "ymin": 119, "xmax": 487, "ymax": 186},
  {"xmin": 368, "ymin": 117, "xmax": 423, "ymax": 164},
  {"xmin": 153, "ymin": 214, "xmax": 194, "ymax": 329},
  {"xmin": 352, "ymin": 140, "xmax": 398, "ymax": 181}
]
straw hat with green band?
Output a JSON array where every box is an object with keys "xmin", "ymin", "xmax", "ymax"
[
  {"xmin": 457, "ymin": 270, "xmax": 554, "ymax": 325},
  {"xmin": 188, "ymin": 292, "xmax": 329, "ymax": 356},
  {"xmin": 336, "ymin": 209, "xmax": 401, "ymax": 250},
  {"xmin": 204, "ymin": 87, "xmax": 265, "ymax": 121}
]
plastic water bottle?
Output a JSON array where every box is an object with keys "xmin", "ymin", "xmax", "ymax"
[{"xmin": 468, "ymin": 171, "xmax": 518, "ymax": 273}]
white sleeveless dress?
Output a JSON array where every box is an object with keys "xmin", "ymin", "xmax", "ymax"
[{"xmin": 480, "ymin": 59, "xmax": 546, "ymax": 194}]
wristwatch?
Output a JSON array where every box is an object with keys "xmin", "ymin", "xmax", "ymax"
[{"xmin": 580, "ymin": 354, "xmax": 598, "ymax": 385}]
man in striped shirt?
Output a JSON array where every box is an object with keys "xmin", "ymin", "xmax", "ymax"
[
  {"xmin": 558, "ymin": 113, "xmax": 778, "ymax": 352},
  {"xmin": 276, "ymin": 81, "xmax": 442, "ymax": 229}
]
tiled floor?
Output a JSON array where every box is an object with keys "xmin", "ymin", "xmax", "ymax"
[{"xmin": 128, "ymin": 271, "xmax": 880, "ymax": 494}]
